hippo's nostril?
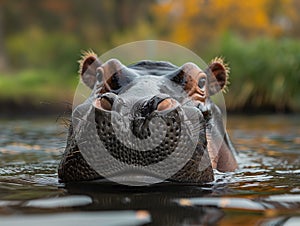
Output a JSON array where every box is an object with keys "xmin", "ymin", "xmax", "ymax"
[
  {"xmin": 157, "ymin": 98, "xmax": 177, "ymax": 111},
  {"xmin": 94, "ymin": 97, "xmax": 112, "ymax": 111},
  {"xmin": 100, "ymin": 97, "xmax": 112, "ymax": 110},
  {"xmin": 93, "ymin": 93, "xmax": 118, "ymax": 111}
]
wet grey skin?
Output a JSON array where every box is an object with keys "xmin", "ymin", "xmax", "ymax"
[{"xmin": 58, "ymin": 51, "xmax": 238, "ymax": 184}]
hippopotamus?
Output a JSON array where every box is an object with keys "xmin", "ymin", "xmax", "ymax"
[{"xmin": 58, "ymin": 51, "xmax": 238, "ymax": 185}]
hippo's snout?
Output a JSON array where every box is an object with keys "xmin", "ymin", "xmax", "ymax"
[
  {"xmin": 91, "ymin": 98, "xmax": 214, "ymax": 185},
  {"xmin": 94, "ymin": 97, "xmax": 182, "ymax": 166},
  {"xmin": 94, "ymin": 92, "xmax": 180, "ymax": 141}
]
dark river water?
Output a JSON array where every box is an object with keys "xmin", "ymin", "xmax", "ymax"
[{"xmin": 0, "ymin": 115, "xmax": 299, "ymax": 226}]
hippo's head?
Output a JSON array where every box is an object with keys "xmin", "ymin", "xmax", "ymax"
[{"xmin": 58, "ymin": 51, "xmax": 237, "ymax": 185}]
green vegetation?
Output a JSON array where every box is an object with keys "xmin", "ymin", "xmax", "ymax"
[
  {"xmin": 6, "ymin": 27, "xmax": 80, "ymax": 75},
  {"xmin": 209, "ymin": 34, "xmax": 300, "ymax": 112},
  {"xmin": 0, "ymin": 69, "xmax": 77, "ymax": 103},
  {"xmin": 0, "ymin": 28, "xmax": 79, "ymax": 104},
  {"xmin": 1, "ymin": 33, "xmax": 299, "ymax": 113}
]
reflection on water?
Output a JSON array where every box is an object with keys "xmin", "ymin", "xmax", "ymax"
[{"xmin": 0, "ymin": 115, "xmax": 299, "ymax": 225}]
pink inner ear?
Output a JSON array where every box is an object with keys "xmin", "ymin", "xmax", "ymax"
[
  {"xmin": 81, "ymin": 56, "xmax": 96, "ymax": 76},
  {"xmin": 210, "ymin": 62, "xmax": 227, "ymax": 91},
  {"xmin": 79, "ymin": 51, "xmax": 102, "ymax": 89},
  {"xmin": 80, "ymin": 56, "xmax": 98, "ymax": 89}
]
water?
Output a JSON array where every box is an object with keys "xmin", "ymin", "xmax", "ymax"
[{"xmin": 0, "ymin": 115, "xmax": 299, "ymax": 225}]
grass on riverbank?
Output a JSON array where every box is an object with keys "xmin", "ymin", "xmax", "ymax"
[
  {"xmin": 211, "ymin": 34, "xmax": 300, "ymax": 112},
  {"xmin": 0, "ymin": 69, "xmax": 77, "ymax": 104}
]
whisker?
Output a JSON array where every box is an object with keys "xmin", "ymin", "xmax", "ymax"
[
  {"xmin": 76, "ymin": 140, "xmax": 88, "ymax": 146},
  {"xmin": 80, "ymin": 94, "xmax": 88, "ymax": 99},
  {"xmin": 72, "ymin": 117, "xmax": 93, "ymax": 126}
]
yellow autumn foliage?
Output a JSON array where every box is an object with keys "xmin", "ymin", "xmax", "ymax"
[{"xmin": 152, "ymin": 0, "xmax": 298, "ymax": 47}]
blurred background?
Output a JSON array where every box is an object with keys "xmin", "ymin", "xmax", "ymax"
[{"xmin": 0, "ymin": 0, "xmax": 299, "ymax": 116}]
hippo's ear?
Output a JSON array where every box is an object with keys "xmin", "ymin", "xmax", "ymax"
[
  {"xmin": 79, "ymin": 50, "xmax": 102, "ymax": 89},
  {"xmin": 206, "ymin": 57, "xmax": 229, "ymax": 95}
]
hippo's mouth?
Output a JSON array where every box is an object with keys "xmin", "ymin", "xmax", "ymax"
[
  {"xmin": 72, "ymin": 95, "xmax": 214, "ymax": 185},
  {"xmin": 94, "ymin": 104, "xmax": 182, "ymax": 166},
  {"xmin": 96, "ymin": 169, "xmax": 167, "ymax": 186}
]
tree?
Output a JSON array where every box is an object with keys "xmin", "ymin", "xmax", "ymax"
[{"xmin": 152, "ymin": 0, "xmax": 299, "ymax": 49}]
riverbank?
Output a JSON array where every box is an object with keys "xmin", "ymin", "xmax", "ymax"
[
  {"xmin": 0, "ymin": 99, "xmax": 72, "ymax": 119},
  {"xmin": 0, "ymin": 98, "xmax": 296, "ymax": 119}
]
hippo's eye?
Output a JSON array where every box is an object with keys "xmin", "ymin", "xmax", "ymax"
[
  {"xmin": 96, "ymin": 67, "xmax": 103, "ymax": 82},
  {"xmin": 198, "ymin": 77, "xmax": 206, "ymax": 89},
  {"xmin": 96, "ymin": 72, "xmax": 102, "ymax": 82}
]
